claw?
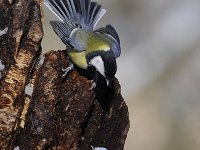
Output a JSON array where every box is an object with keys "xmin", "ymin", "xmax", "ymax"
[
  {"xmin": 62, "ymin": 63, "xmax": 74, "ymax": 77},
  {"xmin": 88, "ymin": 80, "xmax": 96, "ymax": 90},
  {"xmin": 88, "ymin": 73, "xmax": 98, "ymax": 90}
]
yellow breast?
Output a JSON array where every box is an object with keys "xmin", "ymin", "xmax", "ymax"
[
  {"xmin": 85, "ymin": 35, "xmax": 110, "ymax": 55},
  {"xmin": 67, "ymin": 49, "xmax": 87, "ymax": 69}
]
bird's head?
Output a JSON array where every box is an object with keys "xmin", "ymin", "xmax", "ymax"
[{"xmin": 87, "ymin": 50, "xmax": 117, "ymax": 86}]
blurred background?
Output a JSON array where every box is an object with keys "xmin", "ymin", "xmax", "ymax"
[{"xmin": 42, "ymin": 0, "xmax": 200, "ymax": 149}]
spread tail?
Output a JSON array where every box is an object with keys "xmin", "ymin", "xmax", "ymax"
[{"xmin": 45, "ymin": 0, "xmax": 106, "ymax": 30}]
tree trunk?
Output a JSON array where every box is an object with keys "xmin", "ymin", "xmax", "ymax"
[{"xmin": 0, "ymin": 0, "xmax": 130, "ymax": 150}]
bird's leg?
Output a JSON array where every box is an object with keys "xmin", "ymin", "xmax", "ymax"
[
  {"xmin": 62, "ymin": 62, "xmax": 74, "ymax": 77},
  {"xmin": 88, "ymin": 72, "xmax": 98, "ymax": 90}
]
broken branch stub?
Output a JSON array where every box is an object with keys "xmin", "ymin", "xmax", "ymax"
[
  {"xmin": 17, "ymin": 51, "xmax": 129, "ymax": 150},
  {"xmin": 17, "ymin": 51, "xmax": 68, "ymax": 149}
]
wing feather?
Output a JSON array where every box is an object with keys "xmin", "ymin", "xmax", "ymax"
[{"xmin": 95, "ymin": 25, "xmax": 121, "ymax": 58}]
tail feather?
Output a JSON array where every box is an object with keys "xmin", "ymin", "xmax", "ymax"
[
  {"xmin": 45, "ymin": 0, "xmax": 64, "ymax": 21},
  {"xmin": 59, "ymin": 0, "xmax": 72, "ymax": 20},
  {"xmin": 92, "ymin": 4, "xmax": 106, "ymax": 28},
  {"xmin": 67, "ymin": 0, "xmax": 76, "ymax": 19},
  {"xmin": 86, "ymin": 0, "xmax": 91, "ymax": 24},
  {"xmin": 89, "ymin": 3, "xmax": 98, "ymax": 25},
  {"xmin": 45, "ymin": 0, "xmax": 106, "ymax": 30}
]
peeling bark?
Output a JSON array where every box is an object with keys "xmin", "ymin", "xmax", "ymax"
[
  {"xmin": 0, "ymin": 0, "xmax": 129, "ymax": 149},
  {"xmin": 17, "ymin": 51, "xmax": 66, "ymax": 149},
  {"xmin": 0, "ymin": 0, "xmax": 43, "ymax": 149}
]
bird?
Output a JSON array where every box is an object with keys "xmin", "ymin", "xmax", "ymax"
[{"xmin": 44, "ymin": 0, "xmax": 121, "ymax": 89}]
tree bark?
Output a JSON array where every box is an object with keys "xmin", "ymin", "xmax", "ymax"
[
  {"xmin": 0, "ymin": 0, "xmax": 43, "ymax": 149},
  {"xmin": 0, "ymin": 0, "xmax": 130, "ymax": 150}
]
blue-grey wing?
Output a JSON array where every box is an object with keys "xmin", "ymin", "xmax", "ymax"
[
  {"xmin": 95, "ymin": 25, "xmax": 121, "ymax": 58},
  {"xmin": 50, "ymin": 21, "xmax": 86, "ymax": 51},
  {"xmin": 69, "ymin": 29, "xmax": 90, "ymax": 51}
]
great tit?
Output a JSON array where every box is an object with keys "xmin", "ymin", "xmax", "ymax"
[{"xmin": 45, "ymin": 0, "xmax": 121, "ymax": 88}]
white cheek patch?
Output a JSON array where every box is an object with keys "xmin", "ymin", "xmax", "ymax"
[{"xmin": 89, "ymin": 56, "xmax": 105, "ymax": 77}]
